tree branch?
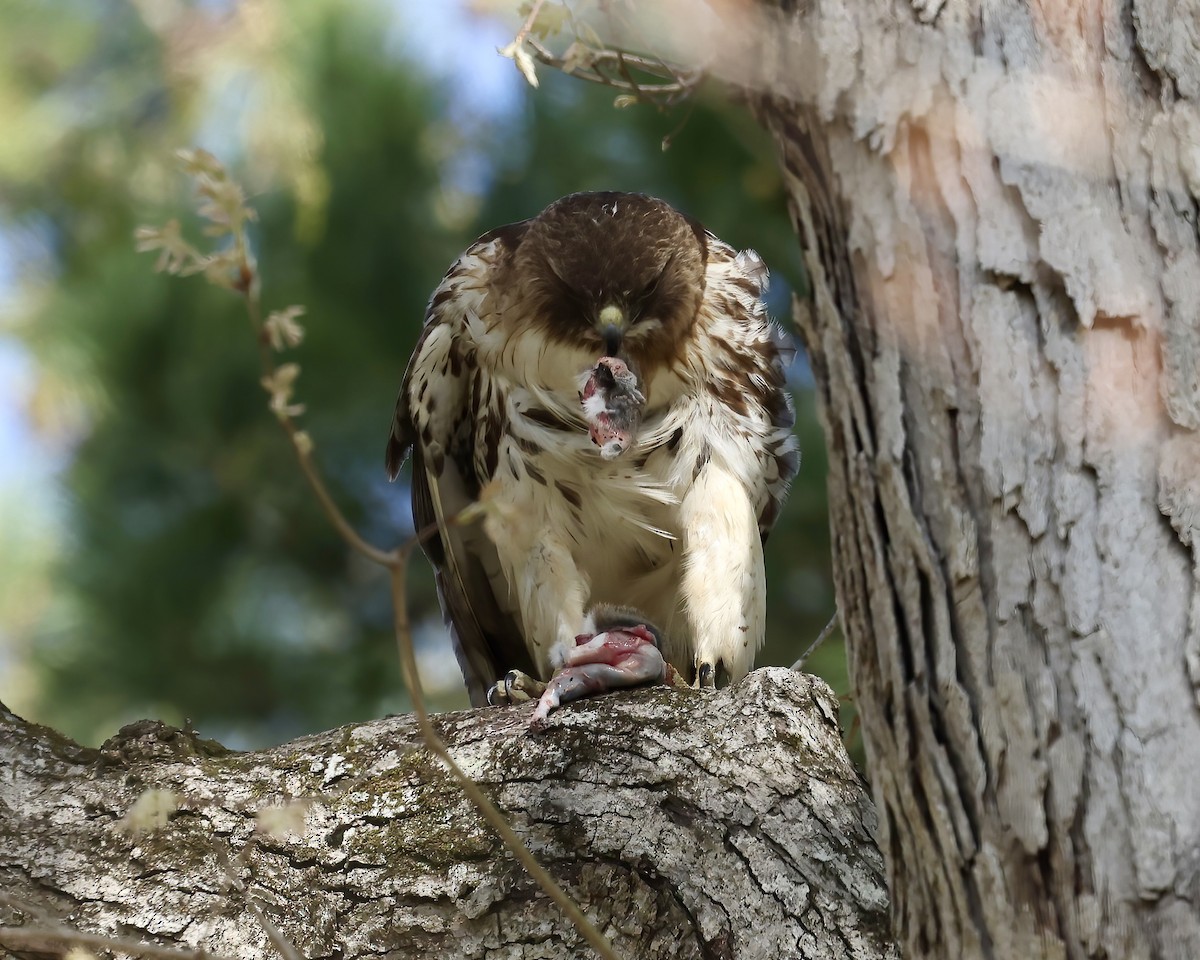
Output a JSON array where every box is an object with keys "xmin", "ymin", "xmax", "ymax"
[{"xmin": 0, "ymin": 669, "xmax": 895, "ymax": 959}]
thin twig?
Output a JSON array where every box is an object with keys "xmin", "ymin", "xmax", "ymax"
[
  {"xmin": 791, "ymin": 610, "xmax": 839, "ymax": 671},
  {"xmin": 240, "ymin": 288, "xmax": 395, "ymax": 568},
  {"xmin": 137, "ymin": 154, "xmax": 623, "ymax": 960},
  {"xmin": 238, "ymin": 233, "xmax": 619, "ymax": 960},
  {"xmin": 216, "ymin": 841, "xmax": 304, "ymax": 960},
  {"xmin": 0, "ymin": 890, "xmax": 55, "ymax": 924},
  {"xmin": 0, "ymin": 925, "xmax": 240, "ymax": 960},
  {"xmin": 387, "ymin": 557, "xmax": 621, "ymax": 960},
  {"xmin": 526, "ymin": 36, "xmax": 702, "ymax": 108},
  {"xmin": 844, "ymin": 712, "xmax": 862, "ymax": 753},
  {"xmin": 292, "ymin": 448, "xmax": 397, "ymax": 566},
  {"xmin": 513, "ymin": 0, "xmax": 548, "ymax": 49}
]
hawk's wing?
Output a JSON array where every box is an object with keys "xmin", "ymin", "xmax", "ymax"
[
  {"xmin": 700, "ymin": 240, "xmax": 800, "ymax": 540},
  {"xmin": 386, "ymin": 226, "xmax": 533, "ymax": 706},
  {"xmin": 757, "ymin": 310, "xmax": 800, "ymax": 539}
]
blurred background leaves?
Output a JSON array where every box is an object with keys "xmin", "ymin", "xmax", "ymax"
[{"xmin": 0, "ymin": 0, "xmax": 842, "ymax": 748}]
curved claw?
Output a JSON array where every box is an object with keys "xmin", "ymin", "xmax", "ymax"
[
  {"xmin": 666, "ymin": 665, "xmax": 692, "ymax": 691},
  {"xmin": 488, "ymin": 669, "xmax": 546, "ymax": 706},
  {"xmin": 696, "ymin": 661, "xmax": 716, "ymax": 689}
]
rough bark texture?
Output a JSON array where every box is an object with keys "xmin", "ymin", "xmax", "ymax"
[
  {"xmin": 0, "ymin": 668, "xmax": 894, "ymax": 960},
  {"xmin": 735, "ymin": 1, "xmax": 1200, "ymax": 958}
]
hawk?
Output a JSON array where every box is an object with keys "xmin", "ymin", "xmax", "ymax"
[{"xmin": 386, "ymin": 192, "xmax": 797, "ymax": 707}]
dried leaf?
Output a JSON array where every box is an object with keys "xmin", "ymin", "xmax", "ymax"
[
  {"xmin": 261, "ymin": 363, "xmax": 305, "ymax": 419},
  {"xmin": 292, "ymin": 430, "xmax": 314, "ymax": 456},
  {"xmin": 120, "ymin": 788, "xmax": 178, "ymax": 835},
  {"xmin": 561, "ymin": 41, "xmax": 594, "ymax": 75},
  {"xmin": 499, "ymin": 40, "xmax": 539, "ymax": 88},
  {"xmin": 195, "ymin": 177, "xmax": 256, "ymax": 237},
  {"xmin": 265, "ymin": 305, "xmax": 307, "ymax": 350},
  {"xmin": 133, "ymin": 220, "xmax": 202, "ymax": 275},
  {"xmin": 514, "ymin": 45, "xmax": 539, "ymax": 88},
  {"xmin": 256, "ymin": 800, "xmax": 312, "ymax": 838},
  {"xmin": 175, "ymin": 147, "xmax": 226, "ymax": 180},
  {"xmin": 195, "ymin": 249, "xmax": 244, "ymax": 290},
  {"xmin": 578, "ymin": 22, "xmax": 605, "ymax": 49}
]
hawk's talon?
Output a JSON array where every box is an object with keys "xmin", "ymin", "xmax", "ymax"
[
  {"xmin": 667, "ymin": 666, "xmax": 692, "ymax": 691},
  {"xmin": 488, "ymin": 669, "xmax": 547, "ymax": 707},
  {"xmin": 487, "ymin": 678, "xmax": 512, "ymax": 706},
  {"xmin": 697, "ymin": 661, "xmax": 716, "ymax": 689},
  {"xmin": 508, "ymin": 669, "xmax": 546, "ymax": 702}
]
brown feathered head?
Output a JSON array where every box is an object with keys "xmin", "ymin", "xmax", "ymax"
[{"xmin": 514, "ymin": 192, "xmax": 709, "ymax": 363}]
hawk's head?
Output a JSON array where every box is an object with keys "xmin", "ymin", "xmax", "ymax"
[{"xmin": 515, "ymin": 192, "xmax": 708, "ymax": 367}]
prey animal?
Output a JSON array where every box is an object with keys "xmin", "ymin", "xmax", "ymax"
[
  {"xmin": 530, "ymin": 604, "xmax": 683, "ymax": 726},
  {"xmin": 386, "ymin": 191, "xmax": 797, "ymax": 707}
]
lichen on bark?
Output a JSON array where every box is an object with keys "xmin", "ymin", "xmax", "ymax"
[{"xmin": 0, "ymin": 667, "xmax": 895, "ymax": 960}]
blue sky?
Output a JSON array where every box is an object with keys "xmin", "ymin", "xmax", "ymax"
[
  {"xmin": 0, "ymin": 236, "xmax": 52, "ymax": 488},
  {"xmin": 0, "ymin": 344, "xmax": 36, "ymax": 485}
]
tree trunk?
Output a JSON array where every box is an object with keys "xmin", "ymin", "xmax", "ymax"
[
  {"xmin": 0, "ymin": 668, "xmax": 894, "ymax": 960},
  {"xmin": 740, "ymin": 1, "xmax": 1200, "ymax": 957}
]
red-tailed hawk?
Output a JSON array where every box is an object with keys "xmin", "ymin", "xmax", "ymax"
[{"xmin": 386, "ymin": 192, "xmax": 797, "ymax": 707}]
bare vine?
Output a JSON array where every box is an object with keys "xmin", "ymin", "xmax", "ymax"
[
  {"xmin": 0, "ymin": 891, "xmax": 240, "ymax": 960},
  {"xmin": 132, "ymin": 150, "xmax": 622, "ymax": 960}
]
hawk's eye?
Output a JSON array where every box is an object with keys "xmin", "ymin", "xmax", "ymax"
[
  {"xmin": 544, "ymin": 259, "xmax": 590, "ymax": 313},
  {"xmin": 634, "ymin": 257, "xmax": 673, "ymax": 319}
]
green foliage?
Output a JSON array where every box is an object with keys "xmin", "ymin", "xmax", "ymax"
[{"xmin": 1, "ymin": 0, "xmax": 843, "ymax": 748}]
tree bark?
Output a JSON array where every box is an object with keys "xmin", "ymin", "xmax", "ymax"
[
  {"xmin": 732, "ymin": 1, "xmax": 1200, "ymax": 957},
  {"xmin": 0, "ymin": 668, "xmax": 894, "ymax": 960}
]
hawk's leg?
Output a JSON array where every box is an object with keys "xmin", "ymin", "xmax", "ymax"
[
  {"xmin": 485, "ymin": 496, "xmax": 589, "ymax": 680},
  {"xmin": 487, "ymin": 669, "xmax": 547, "ymax": 706},
  {"xmin": 679, "ymin": 463, "xmax": 765, "ymax": 688}
]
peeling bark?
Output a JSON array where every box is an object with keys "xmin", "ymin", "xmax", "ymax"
[
  {"xmin": 0, "ymin": 668, "xmax": 894, "ymax": 960},
  {"xmin": 734, "ymin": 1, "xmax": 1200, "ymax": 957}
]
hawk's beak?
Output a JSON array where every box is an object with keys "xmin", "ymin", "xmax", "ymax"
[{"xmin": 598, "ymin": 304, "xmax": 626, "ymax": 356}]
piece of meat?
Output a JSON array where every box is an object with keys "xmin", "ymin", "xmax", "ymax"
[
  {"xmin": 578, "ymin": 356, "xmax": 646, "ymax": 460},
  {"xmin": 531, "ymin": 623, "xmax": 666, "ymax": 725}
]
